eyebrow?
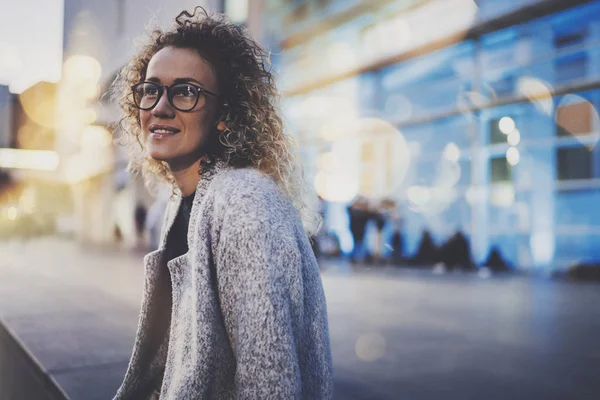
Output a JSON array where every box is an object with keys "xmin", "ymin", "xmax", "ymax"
[{"xmin": 145, "ymin": 77, "xmax": 206, "ymax": 86}]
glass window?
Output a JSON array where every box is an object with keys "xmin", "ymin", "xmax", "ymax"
[
  {"xmin": 488, "ymin": 73, "xmax": 516, "ymax": 97},
  {"xmin": 489, "ymin": 117, "xmax": 513, "ymax": 145},
  {"xmin": 554, "ymin": 29, "xmax": 587, "ymax": 49},
  {"xmin": 490, "ymin": 156, "xmax": 512, "ymax": 183},
  {"xmin": 557, "ymin": 146, "xmax": 592, "ymax": 181},
  {"xmin": 556, "ymin": 99, "xmax": 593, "ymax": 137},
  {"xmin": 555, "ymin": 52, "xmax": 588, "ymax": 83}
]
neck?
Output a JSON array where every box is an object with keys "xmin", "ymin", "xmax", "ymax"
[{"xmin": 169, "ymin": 158, "xmax": 202, "ymax": 197}]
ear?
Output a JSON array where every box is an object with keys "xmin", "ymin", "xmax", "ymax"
[{"xmin": 217, "ymin": 121, "xmax": 226, "ymax": 131}]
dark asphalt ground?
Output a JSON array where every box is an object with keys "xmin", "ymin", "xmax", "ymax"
[{"xmin": 1, "ymin": 238, "xmax": 599, "ymax": 400}]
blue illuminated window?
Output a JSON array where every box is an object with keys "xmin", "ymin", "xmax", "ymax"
[
  {"xmin": 489, "ymin": 117, "xmax": 514, "ymax": 145},
  {"xmin": 490, "ymin": 156, "xmax": 512, "ymax": 183},
  {"xmin": 555, "ymin": 93, "xmax": 594, "ymax": 137},
  {"xmin": 555, "ymin": 52, "xmax": 588, "ymax": 84},
  {"xmin": 557, "ymin": 147, "xmax": 592, "ymax": 181},
  {"xmin": 554, "ymin": 28, "xmax": 587, "ymax": 49}
]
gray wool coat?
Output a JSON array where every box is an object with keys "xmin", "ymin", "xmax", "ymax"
[{"xmin": 113, "ymin": 161, "xmax": 333, "ymax": 400}]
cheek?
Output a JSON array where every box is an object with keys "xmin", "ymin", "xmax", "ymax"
[
  {"xmin": 139, "ymin": 111, "xmax": 151, "ymax": 134},
  {"xmin": 185, "ymin": 112, "xmax": 213, "ymax": 139}
]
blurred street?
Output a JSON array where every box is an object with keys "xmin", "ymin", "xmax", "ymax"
[
  {"xmin": 1, "ymin": 238, "xmax": 599, "ymax": 400},
  {"xmin": 3, "ymin": 0, "xmax": 600, "ymax": 398}
]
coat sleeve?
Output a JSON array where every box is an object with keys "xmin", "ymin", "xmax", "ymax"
[{"xmin": 214, "ymin": 189, "xmax": 304, "ymax": 399}]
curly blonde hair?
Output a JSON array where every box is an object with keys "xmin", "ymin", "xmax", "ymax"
[{"xmin": 112, "ymin": 7, "xmax": 319, "ymax": 234}]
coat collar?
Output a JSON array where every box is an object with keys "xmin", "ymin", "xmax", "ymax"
[{"xmin": 159, "ymin": 159, "xmax": 230, "ymax": 249}]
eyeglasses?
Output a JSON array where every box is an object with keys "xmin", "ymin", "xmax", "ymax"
[{"xmin": 131, "ymin": 82, "xmax": 219, "ymax": 112}]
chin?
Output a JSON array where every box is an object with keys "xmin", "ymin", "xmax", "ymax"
[{"xmin": 147, "ymin": 146, "xmax": 173, "ymax": 162}]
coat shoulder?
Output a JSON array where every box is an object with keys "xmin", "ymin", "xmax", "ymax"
[
  {"xmin": 209, "ymin": 167, "xmax": 301, "ymax": 233},
  {"xmin": 211, "ymin": 167, "xmax": 287, "ymax": 207}
]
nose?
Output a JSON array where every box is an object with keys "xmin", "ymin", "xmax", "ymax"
[{"xmin": 151, "ymin": 90, "xmax": 175, "ymax": 118}]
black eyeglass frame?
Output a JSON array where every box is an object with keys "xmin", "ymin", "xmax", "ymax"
[{"xmin": 131, "ymin": 82, "xmax": 220, "ymax": 112}]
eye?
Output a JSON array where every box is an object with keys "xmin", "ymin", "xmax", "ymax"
[
  {"xmin": 172, "ymin": 84, "xmax": 197, "ymax": 98},
  {"xmin": 142, "ymin": 84, "xmax": 159, "ymax": 98}
]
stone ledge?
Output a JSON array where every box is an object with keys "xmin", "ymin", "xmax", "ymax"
[{"xmin": 0, "ymin": 319, "xmax": 70, "ymax": 400}]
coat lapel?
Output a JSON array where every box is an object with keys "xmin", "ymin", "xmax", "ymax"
[
  {"xmin": 115, "ymin": 159, "xmax": 231, "ymax": 399},
  {"xmin": 159, "ymin": 159, "xmax": 229, "ymax": 250}
]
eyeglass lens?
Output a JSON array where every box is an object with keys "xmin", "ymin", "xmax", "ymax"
[{"xmin": 133, "ymin": 83, "xmax": 204, "ymax": 111}]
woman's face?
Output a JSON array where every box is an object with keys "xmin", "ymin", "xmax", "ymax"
[{"xmin": 140, "ymin": 46, "xmax": 220, "ymax": 169}]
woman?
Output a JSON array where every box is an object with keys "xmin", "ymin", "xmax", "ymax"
[{"xmin": 112, "ymin": 8, "xmax": 333, "ymax": 399}]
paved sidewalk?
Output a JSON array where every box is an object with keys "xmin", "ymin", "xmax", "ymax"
[
  {"xmin": 0, "ymin": 239, "xmax": 144, "ymax": 400},
  {"xmin": 1, "ymin": 238, "xmax": 600, "ymax": 400}
]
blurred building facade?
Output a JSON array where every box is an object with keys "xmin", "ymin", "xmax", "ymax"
[
  {"xmin": 0, "ymin": 85, "xmax": 11, "ymax": 186},
  {"xmin": 0, "ymin": 85, "xmax": 10, "ymax": 148},
  {"xmin": 265, "ymin": 0, "xmax": 600, "ymax": 270}
]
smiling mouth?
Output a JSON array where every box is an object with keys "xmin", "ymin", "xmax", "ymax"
[{"xmin": 149, "ymin": 125, "xmax": 181, "ymax": 138}]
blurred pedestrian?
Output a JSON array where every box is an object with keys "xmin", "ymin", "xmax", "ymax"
[
  {"xmin": 348, "ymin": 195, "xmax": 370, "ymax": 263},
  {"xmin": 383, "ymin": 199, "xmax": 404, "ymax": 264},
  {"xmin": 134, "ymin": 203, "xmax": 147, "ymax": 249},
  {"xmin": 112, "ymin": 7, "xmax": 332, "ymax": 399},
  {"xmin": 368, "ymin": 200, "xmax": 388, "ymax": 264}
]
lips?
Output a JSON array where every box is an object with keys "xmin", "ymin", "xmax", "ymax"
[{"xmin": 149, "ymin": 124, "xmax": 181, "ymax": 134}]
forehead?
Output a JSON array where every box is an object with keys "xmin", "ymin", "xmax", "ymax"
[{"xmin": 146, "ymin": 46, "xmax": 216, "ymax": 87}]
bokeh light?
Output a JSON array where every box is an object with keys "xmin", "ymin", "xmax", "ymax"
[
  {"xmin": 0, "ymin": 149, "xmax": 59, "ymax": 171},
  {"xmin": 16, "ymin": 122, "xmax": 53, "ymax": 150},
  {"xmin": 507, "ymin": 129, "xmax": 521, "ymax": 146},
  {"xmin": 465, "ymin": 185, "xmax": 486, "ymax": 205},
  {"xmin": 355, "ymin": 332, "xmax": 386, "ymax": 362},
  {"xmin": 315, "ymin": 171, "xmax": 359, "ymax": 203},
  {"xmin": 327, "ymin": 42, "xmax": 358, "ymax": 72},
  {"xmin": 18, "ymin": 83, "xmax": 57, "ymax": 129},
  {"xmin": 490, "ymin": 184, "xmax": 515, "ymax": 207},
  {"xmin": 320, "ymin": 119, "xmax": 356, "ymax": 142},
  {"xmin": 19, "ymin": 186, "xmax": 37, "ymax": 214},
  {"xmin": 303, "ymin": 96, "xmax": 330, "ymax": 118},
  {"xmin": 407, "ymin": 185, "xmax": 431, "ymax": 206},
  {"xmin": 408, "ymin": 185, "xmax": 458, "ymax": 215},
  {"xmin": 517, "ymin": 76, "xmax": 554, "ymax": 116},
  {"xmin": 385, "ymin": 94, "xmax": 413, "ymax": 122},
  {"xmin": 316, "ymin": 152, "xmax": 335, "ymax": 173},
  {"xmin": 498, "ymin": 117, "xmax": 516, "ymax": 135},
  {"xmin": 443, "ymin": 142, "xmax": 460, "ymax": 162},
  {"xmin": 556, "ymin": 94, "xmax": 600, "ymax": 149},
  {"xmin": 530, "ymin": 231, "xmax": 555, "ymax": 266},
  {"xmin": 506, "ymin": 147, "xmax": 520, "ymax": 166},
  {"xmin": 435, "ymin": 159, "xmax": 462, "ymax": 188},
  {"xmin": 81, "ymin": 125, "xmax": 112, "ymax": 149},
  {"xmin": 7, "ymin": 206, "xmax": 18, "ymax": 221},
  {"xmin": 83, "ymin": 108, "xmax": 97, "ymax": 125},
  {"xmin": 63, "ymin": 55, "xmax": 102, "ymax": 87},
  {"xmin": 457, "ymin": 83, "xmax": 497, "ymax": 121}
]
